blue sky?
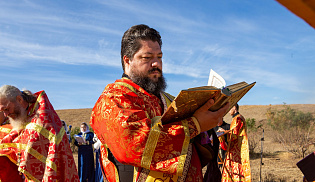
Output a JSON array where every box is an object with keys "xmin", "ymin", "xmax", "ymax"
[{"xmin": 1, "ymin": 0, "xmax": 314, "ymax": 110}]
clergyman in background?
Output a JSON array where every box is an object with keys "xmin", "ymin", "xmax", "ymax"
[
  {"xmin": 222, "ymin": 103, "xmax": 251, "ymax": 182},
  {"xmin": 214, "ymin": 118, "xmax": 230, "ymax": 169},
  {"xmin": 0, "ymin": 85, "xmax": 79, "ymax": 181}
]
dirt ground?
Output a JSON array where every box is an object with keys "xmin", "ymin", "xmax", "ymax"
[{"xmin": 74, "ymin": 151, "xmax": 304, "ymax": 181}]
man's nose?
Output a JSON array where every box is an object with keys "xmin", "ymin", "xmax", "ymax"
[
  {"xmin": 151, "ymin": 58, "xmax": 162, "ymax": 67},
  {"xmin": 2, "ymin": 111, "xmax": 9, "ymax": 117}
]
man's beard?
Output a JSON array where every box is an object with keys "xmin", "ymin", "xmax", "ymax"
[
  {"xmin": 129, "ymin": 67, "xmax": 167, "ymax": 96},
  {"xmin": 9, "ymin": 103, "xmax": 28, "ymax": 130}
]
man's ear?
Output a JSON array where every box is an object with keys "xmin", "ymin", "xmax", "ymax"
[
  {"xmin": 123, "ymin": 55, "xmax": 130, "ymax": 65},
  {"xmin": 16, "ymin": 95, "xmax": 27, "ymax": 109},
  {"xmin": 123, "ymin": 55, "xmax": 131, "ymax": 73},
  {"xmin": 16, "ymin": 95, "xmax": 23, "ymax": 104}
]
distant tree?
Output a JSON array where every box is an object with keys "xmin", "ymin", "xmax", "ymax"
[
  {"xmin": 267, "ymin": 104, "xmax": 315, "ymax": 158},
  {"xmin": 246, "ymin": 118, "xmax": 263, "ymax": 155},
  {"xmin": 246, "ymin": 118, "xmax": 263, "ymax": 132}
]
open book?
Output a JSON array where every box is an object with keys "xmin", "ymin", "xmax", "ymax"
[
  {"xmin": 74, "ymin": 135, "xmax": 86, "ymax": 144},
  {"xmin": 161, "ymin": 70, "xmax": 255, "ymax": 124}
]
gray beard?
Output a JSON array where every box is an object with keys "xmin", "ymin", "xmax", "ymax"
[{"xmin": 9, "ymin": 105, "xmax": 28, "ymax": 130}]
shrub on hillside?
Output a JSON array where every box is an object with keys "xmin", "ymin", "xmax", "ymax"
[
  {"xmin": 266, "ymin": 104, "xmax": 315, "ymax": 158},
  {"xmin": 246, "ymin": 118, "xmax": 263, "ymax": 156},
  {"xmin": 70, "ymin": 126, "xmax": 80, "ymax": 153}
]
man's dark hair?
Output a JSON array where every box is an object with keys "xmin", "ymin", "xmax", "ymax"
[
  {"xmin": 21, "ymin": 90, "xmax": 37, "ymax": 103},
  {"xmin": 121, "ymin": 24, "xmax": 162, "ymax": 71},
  {"xmin": 235, "ymin": 103, "xmax": 239, "ymax": 111}
]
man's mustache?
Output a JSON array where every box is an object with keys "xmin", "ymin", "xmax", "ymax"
[{"xmin": 149, "ymin": 68, "xmax": 162, "ymax": 73}]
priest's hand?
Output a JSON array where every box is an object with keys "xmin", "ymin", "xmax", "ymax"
[{"xmin": 193, "ymin": 99, "xmax": 229, "ymax": 133}]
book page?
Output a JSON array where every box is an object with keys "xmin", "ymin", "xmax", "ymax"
[
  {"xmin": 74, "ymin": 135, "xmax": 86, "ymax": 144},
  {"xmin": 207, "ymin": 69, "xmax": 226, "ymax": 88}
]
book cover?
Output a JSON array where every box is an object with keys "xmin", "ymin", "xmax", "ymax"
[{"xmin": 160, "ymin": 81, "xmax": 256, "ymax": 124}]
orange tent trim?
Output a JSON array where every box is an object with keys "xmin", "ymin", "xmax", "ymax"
[{"xmin": 277, "ymin": 0, "xmax": 315, "ymax": 29}]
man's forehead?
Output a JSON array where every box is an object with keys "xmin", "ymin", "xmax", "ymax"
[
  {"xmin": 0, "ymin": 99, "xmax": 13, "ymax": 109},
  {"xmin": 141, "ymin": 51, "xmax": 163, "ymax": 55},
  {"xmin": 0, "ymin": 98, "xmax": 9, "ymax": 106},
  {"xmin": 138, "ymin": 40, "xmax": 161, "ymax": 50}
]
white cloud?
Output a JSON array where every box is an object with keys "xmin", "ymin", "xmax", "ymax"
[{"xmin": 0, "ymin": 31, "xmax": 120, "ymax": 67}]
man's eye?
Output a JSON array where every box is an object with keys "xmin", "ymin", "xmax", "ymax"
[
  {"xmin": 1, "ymin": 108, "xmax": 8, "ymax": 112},
  {"xmin": 142, "ymin": 57, "xmax": 151, "ymax": 61}
]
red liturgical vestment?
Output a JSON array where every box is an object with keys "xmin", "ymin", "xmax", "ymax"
[
  {"xmin": 222, "ymin": 114, "xmax": 251, "ymax": 182},
  {"xmin": 0, "ymin": 91, "xmax": 79, "ymax": 182},
  {"xmin": 90, "ymin": 78, "xmax": 204, "ymax": 182}
]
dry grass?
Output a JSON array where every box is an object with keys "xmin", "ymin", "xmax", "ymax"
[
  {"xmin": 57, "ymin": 104, "xmax": 315, "ymax": 181},
  {"xmin": 56, "ymin": 108, "xmax": 92, "ymax": 128}
]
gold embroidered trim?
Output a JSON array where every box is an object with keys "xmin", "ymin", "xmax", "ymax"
[
  {"xmin": 18, "ymin": 167, "xmax": 40, "ymax": 182},
  {"xmin": 177, "ymin": 119, "xmax": 190, "ymax": 176},
  {"xmin": 161, "ymin": 92, "xmax": 174, "ymax": 106},
  {"xmin": 161, "ymin": 91, "xmax": 177, "ymax": 112},
  {"xmin": 0, "ymin": 127, "xmax": 11, "ymax": 134},
  {"xmin": 144, "ymin": 111, "xmax": 150, "ymax": 119},
  {"xmin": 0, "ymin": 143, "xmax": 57, "ymax": 172},
  {"xmin": 0, "ymin": 149, "xmax": 18, "ymax": 164},
  {"xmin": 56, "ymin": 127, "xmax": 65, "ymax": 144},
  {"xmin": 26, "ymin": 123, "xmax": 65, "ymax": 145},
  {"xmin": 191, "ymin": 116, "xmax": 201, "ymax": 134},
  {"xmin": 141, "ymin": 116, "xmax": 162, "ymax": 169},
  {"xmin": 104, "ymin": 144, "xmax": 120, "ymax": 182},
  {"xmin": 115, "ymin": 162, "xmax": 120, "ymax": 182},
  {"xmin": 115, "ymin": 82, "xmax": 137, "ymax": 93},
  {"xmin": 29, "ymin": 91, "xmax": 45, "ymax": 116},
  {"xmin": 133, "ymin": 167, "xmax": 138, "ymax": 182}
]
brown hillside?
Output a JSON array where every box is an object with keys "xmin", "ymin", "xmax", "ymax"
[
  {"xmin": 57, "ymin": 104, "xmax": 315, "ymax": 128},
  {"xmin": 56, "ymin": 108, "xmax": 92, "ymax": 128}
]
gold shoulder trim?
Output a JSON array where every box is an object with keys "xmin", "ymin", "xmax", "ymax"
[
  {"xmin": 18, "ymin": 167, "xmax": 40, "ymax": 182},
  {"xmin": 115, "ymin": 82, "xmax": 137, "ymax": 94},
  {"xmin": 26, "ymin": 123, "xmax": 65, "ymax": 145},
  {"xmin": 29, "ymin": 91, "xmax": 45, "ymax": 117},
  {"xmin": 0, "ymin": 143, "xmax": 57, "ymax": 172},
  {"xmin": 0, "ymin": 127, "xmax": 11, "ymax": 134}
]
